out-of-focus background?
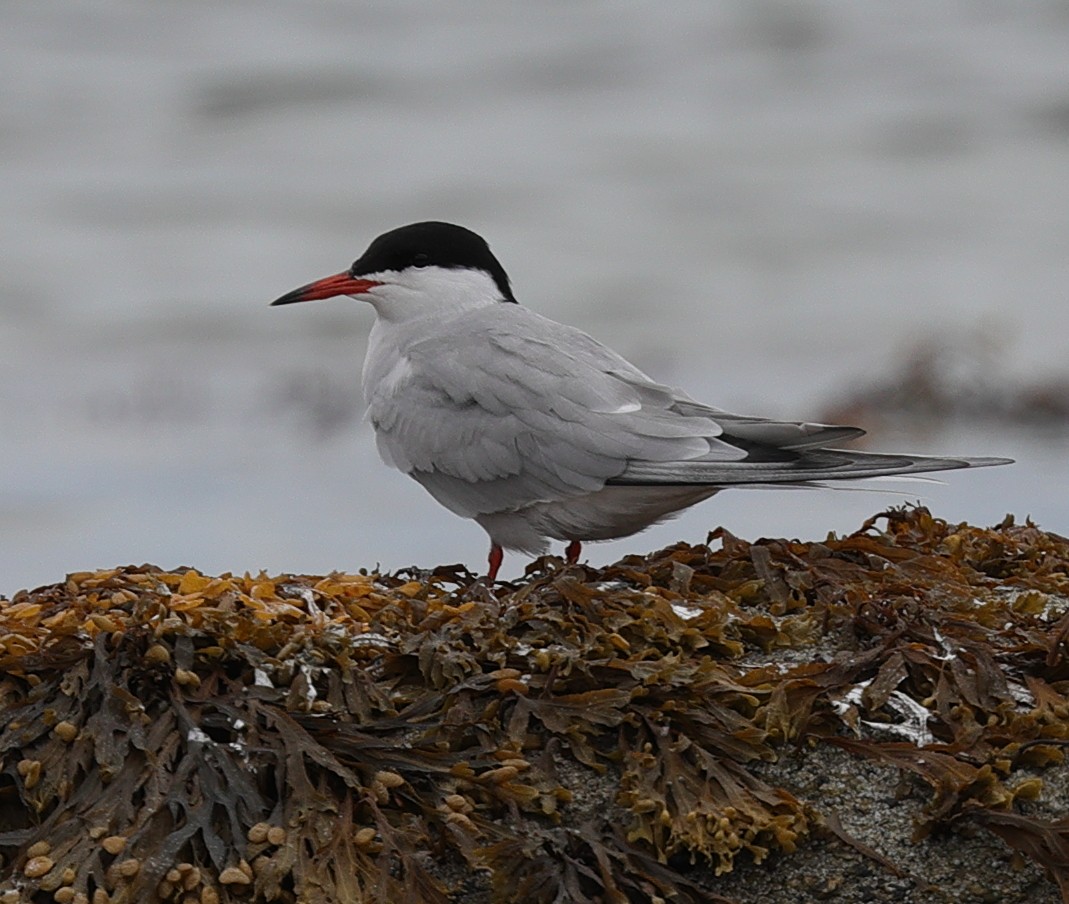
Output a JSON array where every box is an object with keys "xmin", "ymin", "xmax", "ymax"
[{"xmin": 2, "ymin": 1, "xmax": 1067, "ymax": 595}]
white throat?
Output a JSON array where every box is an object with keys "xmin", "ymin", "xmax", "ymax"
[{"xmin": 359, "ymin": 265, "xmax": 511, "ymax": 407}]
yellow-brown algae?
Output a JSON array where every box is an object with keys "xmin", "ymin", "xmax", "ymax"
[
  {"xmin": 0, "ymin": 508, "xmax": 1067, "ymax": 901},
  {"xmin": 26, "ymin": 840, "xmax": 51, "ymax": 858},
  {"xmin": 218, "ymin": 866, "xmax": 250, "ymax": 885},
  {"xmin": 24, "ymin": 855, "xmax": 53, "ymax": 878},
  {"xmin": 100, "ymin": 836, "xmax": 125, "ymax": 855}
]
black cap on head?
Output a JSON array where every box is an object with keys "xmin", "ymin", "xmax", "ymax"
[{"xmin": 350, "ymin": 221, "xmax": 516, "ymax": 303}]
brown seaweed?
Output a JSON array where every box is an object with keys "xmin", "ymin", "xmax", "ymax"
[{"xmin": 0, "ymin": 505, "xmax": 1066, "ymax": 902}]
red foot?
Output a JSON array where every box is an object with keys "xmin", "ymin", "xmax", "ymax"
[
  {"xmin": 487, "ymin": 544, "xmax": 503, "ymax": 582},
  {"xmin": 565, "ymin": 540, "xmax": 582, "ymax": 565}
]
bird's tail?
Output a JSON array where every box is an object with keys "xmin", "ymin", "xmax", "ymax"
[{"xmin": 608, "ymin": 451, "xmax": 1012, "ymax": 487}]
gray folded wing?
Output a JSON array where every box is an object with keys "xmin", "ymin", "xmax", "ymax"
[
  {"xmin": 369, "ymin": 306, "xmax": 729, "ymax": 516},
  {"xmin": 365, "ymin": 304, "xmax": 949, "ymax": 519}
]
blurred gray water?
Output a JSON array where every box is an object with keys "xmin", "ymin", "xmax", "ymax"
[{"xmin": 2, "ymin": 1, "xmax": 1068, "ymax": 594}]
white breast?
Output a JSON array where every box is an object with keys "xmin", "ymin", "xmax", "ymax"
[{"xmin": 376, "ymin": 355, "xmax": 414, "ymax": 399}]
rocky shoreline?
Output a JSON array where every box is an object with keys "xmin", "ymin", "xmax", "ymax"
[{"xmin": 0, "ymin": 506, "xmax": 1066, "ymax": 903}]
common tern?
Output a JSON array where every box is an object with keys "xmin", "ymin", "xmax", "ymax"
[{"xmin": 272, "ymin": 222, "xmax": 1011, "ymax": 581}]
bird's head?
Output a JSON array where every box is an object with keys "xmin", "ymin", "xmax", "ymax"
[{"xmin": 271, "ymin": 221, "xmax": 515, "ymax": 321}]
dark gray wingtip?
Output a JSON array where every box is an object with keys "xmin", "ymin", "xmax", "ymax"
[{"xmin": 957, "ymin": 456, "xmax": 1015, "ymax": 468}]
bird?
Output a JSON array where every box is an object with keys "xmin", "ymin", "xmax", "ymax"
[{"xmin": 271, "ymin": 221, "xmax": 1011, "ymax": 582}]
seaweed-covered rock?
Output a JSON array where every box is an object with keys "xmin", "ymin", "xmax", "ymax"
[{"xmin": 0, "ymin": 506, "xmax": 1067, "ymax": 903}]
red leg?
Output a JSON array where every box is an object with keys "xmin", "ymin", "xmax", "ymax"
[
  {"xmin": 565, "ymin": 540, "xmax": 581, "ymax": 565},
  {"xmin": 487, "ymin": 543, "xmax": 503, "ymax": 582}
]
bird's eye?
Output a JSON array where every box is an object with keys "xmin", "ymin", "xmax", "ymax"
[{"xmin": 412, "ymin": 252, "xmax": 430, "ymax": 268}]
